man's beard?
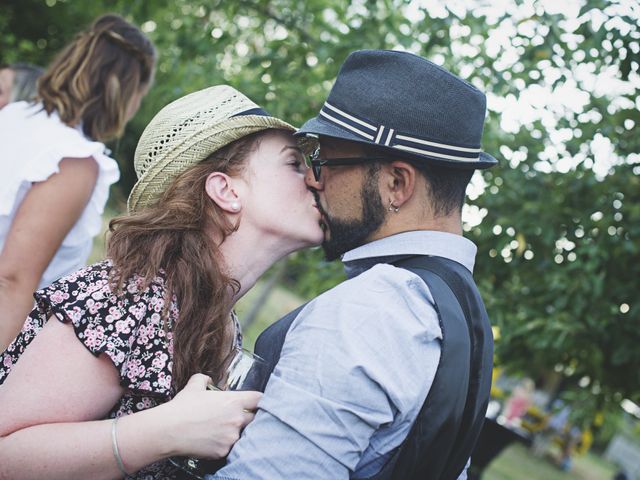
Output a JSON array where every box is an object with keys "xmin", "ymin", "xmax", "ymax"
[{"xmin": 316, "ymin": 167, "xmax": 386, "ymax": 261}]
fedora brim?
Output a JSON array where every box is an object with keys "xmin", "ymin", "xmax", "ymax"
[{"xmin": 296, "ymin": 115, "xmax": 498, "ymax": 169}]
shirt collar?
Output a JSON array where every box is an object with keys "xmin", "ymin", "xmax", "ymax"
[{"xmin": 341, "ymin": 230, "xmax": 477, "ymax": 278}]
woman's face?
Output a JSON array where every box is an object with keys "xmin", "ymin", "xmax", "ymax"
[
  {"xmin": 0, "ymin": 68, "xmax": 15, "ymax": 109},
  {"xmin": 238, "ymin": 130, "xmax": 323, "ymax": 251}
]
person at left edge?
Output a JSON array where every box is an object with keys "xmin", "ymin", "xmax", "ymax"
[{"xmin": 0, "ymin": 14, "xmax": 156, "ymax": 350}]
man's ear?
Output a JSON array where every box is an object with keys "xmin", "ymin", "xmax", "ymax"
[
  {"xmin": 204, "ymin": 172, "xmax": 242, "ymax": 213},
  {"xmin": 383, "ymin": 160, "xmax": 417, "ymax": 208}
]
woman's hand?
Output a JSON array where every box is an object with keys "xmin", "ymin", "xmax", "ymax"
[
  {"xmin": 0, "ymin": 322, "xmax": 260, "ymax": 479},
  {"xmin": 157, "ymin": 373, "xmax": 262, "ymax": 459}
]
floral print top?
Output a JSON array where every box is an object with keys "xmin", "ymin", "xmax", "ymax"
[{"xmin": 0, "ymin": 260, "xmax": 242, "ymax": 479}]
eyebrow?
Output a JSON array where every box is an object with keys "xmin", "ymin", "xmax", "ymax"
[{"xmin": 280, "ymin": 145, "xmax": 303, "ymax": 154}]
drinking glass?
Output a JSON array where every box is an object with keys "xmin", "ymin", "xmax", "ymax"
[
  {"xmin": 170, "ymin": 348, "xmax": 268, "ymax": 479},
  {"xmin": 215, "ymin": 347, "xmax": 268, "ymax": 392}
]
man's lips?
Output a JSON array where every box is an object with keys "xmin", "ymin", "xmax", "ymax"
[
  {"xmin": 313, "ymin": 202, "xmax": 326, "ymax": 221},
  {"xmin": 312, "ymin": 199, "xmax": 328, "ymax": 233}
]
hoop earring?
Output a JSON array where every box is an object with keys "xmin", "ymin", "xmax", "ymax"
[{"xmin": 388, "ymin": 200, "xmax": 399, "ymax": 213}]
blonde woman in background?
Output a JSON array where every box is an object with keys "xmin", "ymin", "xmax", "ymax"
[
  {"xmin": 0, "ymin": 85, "xmax": 323, "ymax": 479},
  {"xmin": 0, "ymin": 14, "xmax": 156, "ymax": 349},
  {"xmin": 0, "ymin": 63, "xmax": 44, "ymax": 108}
]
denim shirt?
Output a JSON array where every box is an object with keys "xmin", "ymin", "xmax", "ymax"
[{"xmin": 211, "ymin": 231, "xmax": 476, "ymax": 479}]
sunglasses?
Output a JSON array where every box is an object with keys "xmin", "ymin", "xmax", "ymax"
[{"xmin": 305, "ymin": 147, "xmax": 389, "ymax": 182}]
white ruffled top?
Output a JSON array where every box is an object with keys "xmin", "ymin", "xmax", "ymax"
[{"xmin": 0, "ymin": 101, "xmax": 120, "ymax": 289}]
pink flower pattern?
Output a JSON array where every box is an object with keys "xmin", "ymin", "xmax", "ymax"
[{"xmin": 0, "ymin": 260, "xmax": 242, "ymax": 479}]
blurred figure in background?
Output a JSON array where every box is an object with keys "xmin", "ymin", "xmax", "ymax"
[
  {"xmin": 0, "ymin": 66, "xmax": 12, "ymax": 108},
  {"xmin": 0, "ymin": 14, "xmax": 156, "ymax": 350},
  {"xmin": 0, "ymin": 63, "xmax": 44, "ymax": 108},
  {"xmin": 503, "ymin": 378, "xmax": 535, "ymax": 427}
]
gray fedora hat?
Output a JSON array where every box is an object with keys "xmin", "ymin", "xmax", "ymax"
[{"xmin": 296, "ymin": 50, "xmax": 497, "ymax": 169}]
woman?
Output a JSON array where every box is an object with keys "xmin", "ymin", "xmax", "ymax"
[
  {"xmin": 0, "ymin": 85, "xmax": 323, "ymax": 479},
  {"xmin": 0, "ymin": 14, "xmax": 156, "ymax": 349},
  {"xmin": 0, "ymin": 62, "xmax": 44, "ymax": 108}
]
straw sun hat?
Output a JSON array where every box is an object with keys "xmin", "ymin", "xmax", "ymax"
[{"xmin": 128, "ymin": 85, "xmax": 297, "ymax": 213}]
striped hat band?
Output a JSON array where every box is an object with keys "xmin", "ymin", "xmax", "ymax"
[{"xmin": 319, "ymin": 101, "xmax": 481, "ymax": 163}]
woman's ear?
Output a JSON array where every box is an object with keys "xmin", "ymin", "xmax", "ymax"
[{"xmin": 204, "ymin": 172, "xmax": 242, "ymax": 213}]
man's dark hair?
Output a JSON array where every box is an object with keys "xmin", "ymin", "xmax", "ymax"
[
  {"xmin": 365, "ymin": 145, "xmax": 474, "ymax": 217},
  {"xmin": 413, "ymin": 162, "xmax": 473, "ymax": 216}
]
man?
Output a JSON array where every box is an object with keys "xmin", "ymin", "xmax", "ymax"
[{"xmin": 211, "ymin": 49, "xmax": 497, "ymax": 479}]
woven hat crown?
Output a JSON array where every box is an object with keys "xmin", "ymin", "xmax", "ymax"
[{"xmin": 128, "ymin": 85, "xmax": 294, "ymax": 212}]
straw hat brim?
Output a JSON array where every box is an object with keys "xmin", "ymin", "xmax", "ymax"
[{"xmin": 128, "ymin": 115, "xmax": 295, "ymax": 213}]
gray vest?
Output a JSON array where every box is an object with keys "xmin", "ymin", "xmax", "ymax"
[{"xmin": 251, "ymin": 255, "xmax": 493, "ymax": 480}]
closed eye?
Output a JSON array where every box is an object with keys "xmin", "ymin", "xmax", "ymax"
[{"xmin": 289, "ymin": 157, "xmax": 305, "ymax": 173}]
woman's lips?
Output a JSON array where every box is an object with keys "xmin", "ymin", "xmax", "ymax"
[{"xmin": 312, "ymin": 203, "xmax": 327, "ymax": 231}]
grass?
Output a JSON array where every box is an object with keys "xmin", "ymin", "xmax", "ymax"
[{"xmin": 485, "ymin": 444, "xmax": 618, "ymax": 480}]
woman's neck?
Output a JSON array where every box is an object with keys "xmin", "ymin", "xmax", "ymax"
[{"xmin": 217, "ymin": 228, "xmax": 296, "ymax": 305}]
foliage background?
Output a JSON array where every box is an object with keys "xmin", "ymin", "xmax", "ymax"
[{"xmin": 1, "ymin": 0, "xmax": 638, "ymax": 449}]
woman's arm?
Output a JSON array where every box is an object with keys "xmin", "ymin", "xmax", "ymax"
[
  {"xmin": 0, "ymin": 156, "xmax": 99, "ymax": 350},
  {"xmin": 0, "ymin": 317, "xmax": 261, "ymax": 480}
]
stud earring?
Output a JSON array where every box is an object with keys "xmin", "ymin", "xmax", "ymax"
[
  {"xmin": 231, "ymin": 202, "xmax": 241, "ymax": 211},
  {"xmin": 388, "ymin": 200, "xmax": 399, "ymax": 213}
]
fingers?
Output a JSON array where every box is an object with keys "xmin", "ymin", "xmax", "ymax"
[
  {"xmin": 180, "ymin": 375, "xmax": 262, "ymax": 411},
  {"xmin": 234, "ymin": 390, "xmax": 262, "ymax": 411},
  {"xmin": 183, "ymin": 373, "xmax": 213, "ymax": 391}
]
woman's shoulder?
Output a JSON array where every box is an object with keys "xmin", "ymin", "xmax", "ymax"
[
  {"xmin": 41, "ymin": 260, "xmax": 173, "ymax": 309},
  {"xmin": 36, "ymin": 261, "xmax": 178, "ymax": 396},
  {"xmin": 0, "ymin": 101, "xmax": 119, "ymax": 220},
  {"xmin": 0, "ymin": 101, "xmax": 113, "ymax": 160},
  {"xmin": 1, "ymin": 101, "xmax": 81, "ymax": 140}
]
